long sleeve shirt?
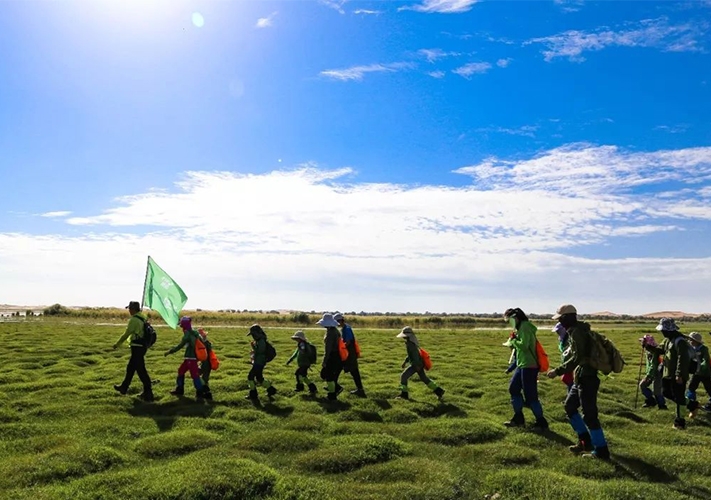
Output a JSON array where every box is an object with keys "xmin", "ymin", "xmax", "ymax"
[{"xmin": 115, "ymin": 313, "xmax": 147, "ymax": 347}]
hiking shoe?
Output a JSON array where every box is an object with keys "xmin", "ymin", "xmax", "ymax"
[
  {"xmin": 327, "ymin": 391, "xmax": 338, "ymax": 401},
  {"xmin": 673, "ymin": 418, "xmax": 686, "ymax": 430},
  {"xmin": 689, "ymin": 409, "xmax": 699, "ymax": 419},
  {"xmin": 702, "ymin": 403, "xmax": 711, "ymax": 412},
  {"xmin": 658, "ymin": 404, "xmax": 668, "ymax": 410},
  {"xmin": 202, "ymin": 391, "xmax": 213, "ymax": 401},
  {"xmin": 397, "ymin": 391, "xmax": 409, "ymax": 400},
  {"xmin": 113, "ymin": 385, "xmax": 127, "ymax": 395},
  {"xmin": 569, "ymin": 441, "xmax": 593, "ymax": 454},
  {"xmin": 582, "ymin": 446, "xmax": 610, "ymax": 460},
  {"xmin": 434, "ymin": 387, "xmax": 445, "ymax": 400},
  {"xmin": 351, "ymin": 389, "xmax": 367, "ymax": 398},
  {"xmin": 169, "ymin": 388, "xmax": 184, "ymax": 397},
  {"xmin": 504, "ymin": 413, "xmax": 525, "ymax": 428},
  {"xmin": 335, "ymin": 385, "xmax": 344, "ymax": 396},
  {"xmin": 642, "ymin": 399, "xmax": 656, "ymax": 408},
  {"xmin": 138, "ymin": 392, "xmax": 154, "ymax": 402},
  {"xmin": 266, "ymin": 386, "xmax": 278, "ymax": 400},
  {"xmin": 532, "ymin": 418, "xmax": 549, "ymax": 431},
  {"xmin": 308, "ymin": 383, "xmax": 318, "ymax": 395},
  {"xmin": 245, "ymin": 389, "xmax": 258, "ymax": 401},
  {"xmin": 295, "ymin": 383, "xmax": 305, "ymax": 392}
]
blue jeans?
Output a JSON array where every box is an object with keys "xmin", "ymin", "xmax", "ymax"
[{"xmin": 509, "ymin": 367, "xmax": 543, "ymax": 419}]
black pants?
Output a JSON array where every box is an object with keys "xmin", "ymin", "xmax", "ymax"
[
  {"xmin": 121, "ymin": 346, "xmax": 152, "ymax": 394},
  {"xmin": 687, "ymin": 375, "xmax": 711, "ymax": 411},
  {"xmin": 565, "ymin": 375, "xmax": 601, "ymax": 431},
  {"xmin": 200, "ymin": 361, "xmax": 211, "ymax": 385},
  {"xmin": 248, "ymin": 364, "xmax": 265, "ymax": 383}
]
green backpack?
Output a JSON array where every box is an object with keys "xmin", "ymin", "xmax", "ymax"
[{"xmin": 587, "ymin": 330, "xmax": 625, "ymax": 375}]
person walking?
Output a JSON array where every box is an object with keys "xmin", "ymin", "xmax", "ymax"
[
  {"xmin": 245, "ymin": 324, "xmax": 278, "ymax": 401},
  {"xmin": 644, "ymin": 318, "xmax": 691, "ymax": 429},
  {"xmin": 164, "ymin": 316, "xmax": 210, "ymax": 400},
  {"xmin": 638, "ymin": 335, "xmax": 666, "ymax": 409},
  {"xmin": 503, "ymin": 308, "xmax": 548, "ymax": 431},
  {"xmin": 686, "ymin": 332, "xmax": 711, "ymax": 419},
  {"xmin": 396, "ymin": 326, "xmax": 445, "ymax": 401},
  {"xmin": 285, "ymin": 330, "xmax": 318, "ymax": 395},
  {"xmin": 546, "ymin": 304, "xmax": 610, "ymax": 460},
  {"xmin": 318, "ymin": 313, "xmax": 344, "ymax": 401},
  {"xmin": 113, "ymin": 301, "xmax": 154, "ymax": 402},
  {"xmin": 334, "ymin": 313, "xmax": 366, "ymax": 397}
]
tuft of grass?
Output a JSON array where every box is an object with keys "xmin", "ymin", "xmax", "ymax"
[
  {"xmin": 414, "ymin": 418, "xmax": 506, "ymax": 446},
  {"xmin": 299, "ymin": 434, "xmax": 409, "ymax": 473},
  {"xmin": 238, "ymin": 430, "xmax": 321, "ymax": 453},
  {"xmin": 134, "ymin": 429, "xmax": 219, "ymax": 458}
]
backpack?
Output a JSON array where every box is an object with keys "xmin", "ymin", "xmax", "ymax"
[
  {"xmin": 194, "ymin": 335, "xmax": 208, "ymax": 362},
  {"xmin": 208, "ymin": 349, "xmax": 220, "ymax": 370},
  {"xmin": 136, "ymin": 316, "xmax": 157, "ymax": 348},
  {"xmin": 587, "ymin": 330, "xmax": 625, "ymax": 375},
  {"xmin": 354, "ymin": 340, "xmax": 362, "ymax": 358},
  {"xmin": 419, "ymin": 348, "xmax": 433, "ymax": 371},
  {"xmin": 673, "ymin": 336, "xmax": 698, "ymax": 375},
  {"xmin": 265, "ymin": 341, "xmax": 277, "ymax": 363},
  {"xmin": 338, "ymin": 338, "xmax": 349, "ymax": 362},
  {"xmin": 535, "ymin": 339, "xmax": 549, "ymax": 372},
  {"xmin": 306, "ymin": 342, "xmax": 318, "ymax": 364}
]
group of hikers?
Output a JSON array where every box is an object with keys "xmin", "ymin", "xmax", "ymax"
[
  {"xmin": 112, "ymin": 301, "xmax": 711, "ymax": 462},
  {"xmin": 501, "ymin": 306, "xmax": 711, "ymax": 460},
  {"xmin": 113, "ymin": 302, "xmax": 445, "ymax": 404}
]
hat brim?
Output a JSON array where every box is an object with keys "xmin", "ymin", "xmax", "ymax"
[
  {"xmin": 396, "ymin": 332, "xmax": 409, "ymax": 339},
  {"xmin": 551, "ymin": 313, "xmax": 562, "ymax": 320},
  {"xmin": 316, "ymin": 319, "xmax": 338, "ymax": 328}
]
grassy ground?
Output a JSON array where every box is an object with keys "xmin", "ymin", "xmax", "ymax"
[{"xmin": 1, "ymin": 320, "xmax": 710, "ymax": 499}]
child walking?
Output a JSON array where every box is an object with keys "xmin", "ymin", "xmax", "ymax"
[
  {"xmin": 197, "ymin": 328, "xmax": 215, "ymax": 401},
  {"xmin": 687, "ymin": 332, "xmax": 711, "ymax": 418},
  {"xmin": 396, "ymin": 326, "xmax": 444, "ymax": 400},
  {"xmin": 164, "ymin": 316, "xmax": 210, "ymax": 400},
  {"xmin": 285, "ymin": 330, "xmax": 318, "ymax": 395},
  {"xmin": 246, "ymin": 324, "xmax": 277, "ymax": 401},
  {"xmin": 639, "ymin": 335, "xmax": 666, "ymax": 409}
]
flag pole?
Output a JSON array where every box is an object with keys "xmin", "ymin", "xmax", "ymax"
[{"xmin": 140, "ymin": 255, "xmax": 150, "ymax": 310}]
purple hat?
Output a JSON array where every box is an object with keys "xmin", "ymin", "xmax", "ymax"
[{"xmin": 178, "ymin": 316, "xmax": 192, "ymax": 330}]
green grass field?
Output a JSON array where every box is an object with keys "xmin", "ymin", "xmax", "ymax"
[{"xmin": 1, "ymin": 319, "xmax": 711, "ymax": 499}]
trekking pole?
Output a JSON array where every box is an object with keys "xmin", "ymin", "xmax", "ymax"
[{"xmin": 634, "ymin": 344, "xmax": 644, "ymax": 409}]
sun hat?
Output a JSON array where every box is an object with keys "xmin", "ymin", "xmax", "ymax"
[
  {"xmin": 178, "ymin": 316, "xmax": 192, "ymax": 330},
  {"xmin": 552, "ymin": 304, "xmax": 577, "ymax": 320},
  {"xmin": 247, "ymin": 324, "xmax": 265, "ymax": 336},
  {"xmin": 688, "ymin": 332, "xmax": 703, "ymax": 344},
  {"xmin": 316, "ymin": 313, "xmax": 339, "ymax": 328},
  {"xmin": 396, "ymin": 326, "xmax": 419, "ymax": 346},
  {"xmin": 291, "ymin": 330, "xmax": 307, "ymax": 341},
  {"xmin": 655, "ymin": 317, "xmax": 679, "ymax": 332},
  {"xmin": 333, "ymin": 313, "xmax": 344, "ymax": 322},
  {"xmin": 638, "ymin": 334, "xmax": 657, "ymax": 348}
]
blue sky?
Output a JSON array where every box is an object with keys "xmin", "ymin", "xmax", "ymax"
[{"xmin": 1, "ymin": 0, "xmax": 710, "ymax": 315}]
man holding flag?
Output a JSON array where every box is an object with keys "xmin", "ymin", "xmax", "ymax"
[{"xmin": 113, "ymin": 301, "xmax": 154, "ymax": 402}]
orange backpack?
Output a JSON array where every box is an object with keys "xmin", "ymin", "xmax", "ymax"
[
  {"xmin": 338, "ymin": 338, "xmax": 349, "ymax": 362},
  {"xmin": 194, "ymin": 334, "xmax": 208, "ymax": 362},
  {"xmin": 535, "ymin": 340, "xmax": 549, "ymax": 372},
  {"xmin": 354, "ymin": 340, "xmax": 362, "ymax": 358},
  {"xmin": 208, "ymin": 349, "xmax": 220, "ymax": 370},
  {"xmin": 419, "ymin": 348, "xmax": 433, "ymax": 371}
]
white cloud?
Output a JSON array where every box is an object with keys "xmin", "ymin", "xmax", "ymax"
[
  {"xmin": 320, "ymin": 62, "xmax": 414, "ymax": 81},
  {"xmin": 428, "ymin": 70, "xmax": 446, "ymax": 79},
  {"xmin": 319, "ymin": 0, "xmax": 347, "ymax": 14},
  {"xmin": 452, "ymin": 62, "xmax": 492, "ymax": 78},
  {"xmin": 418, "ymin": 48, "xmax": 461, "ymax": 62},
  {"xmin": 255, "ymin": 11, "xmax": 278, "ymax": 29},
  {"xmin": 476, "ymin": 125, "xmax": 538, "ymax": 138},
  {"xmin": 40, "ymin": 211, "xmax": 72, "ymax": 218},
  {"xmin": 496, "ymin": 58, "xmax": 513, "ymax": 68},
  {"xmin": 527, "ymin": 17, "xmax": 707, "ymax": 62},
  {"xmin": 655, "ymin": 124, "xmax": 689, "ymax": 134},
  {"xmin": 400, "ymin": 0, "xmax": 479, "ymax": 13},
  {"xmin": 354, "ymin": 9, "xmax": 382, "ymax": 15},
  {"xmin": 5, "ymin": 144, "xmax": 711, "ymax": 314}
]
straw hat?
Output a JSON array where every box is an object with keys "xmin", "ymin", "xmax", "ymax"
[{"xmin": 688, "ymin": 332, "xmax": 703, "ymax": 344}]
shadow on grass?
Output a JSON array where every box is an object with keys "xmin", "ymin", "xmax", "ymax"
[
  {"xmin": 127, "ymin": 397, "xmax": 214, "ymax": 432},
  {"xmin": 538, "ymin": 429, "xmax": 576, "ymax": 447},
  {"xmin": 411, "ymin": 402, "xmax": 467, "ymax": 418},
  {"xmin": 614, "ymin": 410, "xmax": 649, "ymax": 423},
  {"xmin": 372, "ymin": 399, "xmax": 392, "ymax": 411},
  {"xmin": 317, "ymin": 398, "xmax": 352, "ymax": 413},
  {"xmin": 611, "ymin": 454, "xmax": 677, "ymax": 483}
]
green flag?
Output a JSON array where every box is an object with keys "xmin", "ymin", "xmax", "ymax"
[{"xmin": 142, "ymin": 256, "xmax": 188, "ymax": 329}]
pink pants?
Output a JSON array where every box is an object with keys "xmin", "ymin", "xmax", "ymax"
[{"xmin": 178, "ymin": 359, "xmax": 200, "ymax": 379}]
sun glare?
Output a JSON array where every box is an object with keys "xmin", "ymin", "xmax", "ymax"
[{"xmin": 192, "ymin": 12, "xmax": 205, "ymax": 28}]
